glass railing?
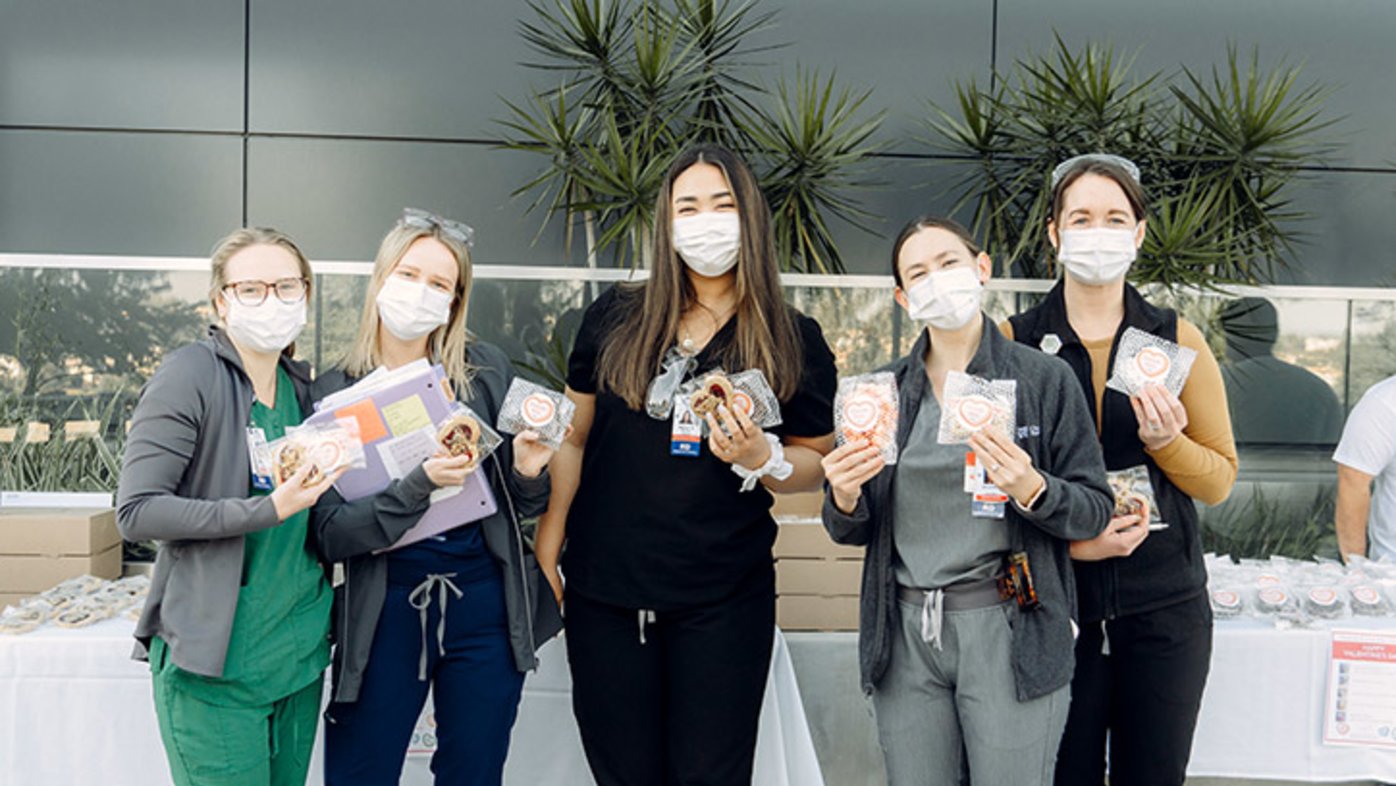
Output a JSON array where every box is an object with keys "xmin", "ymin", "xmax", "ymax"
[{"xmin": 5, "ymin": 254, "xmax": 1394, "ymax": 560}]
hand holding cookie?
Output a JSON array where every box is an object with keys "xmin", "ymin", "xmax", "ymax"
[
  {"xmin": 423, "ymin": 451, "xmax": 474, "ymax": 488},
  {"xmin": 706, "ymin": 403, "xmax": 770, "ymax": 470},
  {"xmin": 1131, "ymin": 384, "xmax": 1187, "ymax": 450},
  {"xmin": 270, "ymin": 461, "xmax": 347, "ymax": 521},
  {"xmin": 513, "ymin": 426, "xmax": 569, "ymax": 479}
]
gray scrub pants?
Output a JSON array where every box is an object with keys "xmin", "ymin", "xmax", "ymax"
[{"xmin": 872, "ymin": 598, "xmax": 1070, "ymax": 786}]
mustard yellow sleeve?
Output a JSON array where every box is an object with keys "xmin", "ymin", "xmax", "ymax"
[
  {"xmin": 998, "ymin": 320, "xmax": 1015, "ymax": 340},
  {"xmin": 1145, "ymin": 319, "xmax": 1239, "ymax": 505}
]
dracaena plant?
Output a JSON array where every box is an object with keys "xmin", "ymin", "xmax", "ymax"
[
  {"xmin": 499, "ymin": 0, "xmax": 884, "ymax": 273},
  {"xmin": 925, "ymin": 36, "xmax": 1336, "ymax": 288}
]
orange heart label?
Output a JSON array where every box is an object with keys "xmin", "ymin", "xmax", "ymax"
[
  {"xmin": 955, "ymin": 396, "xmax": 995, "ymax": 430},
  {"xmin": 312, "ymin": 440, "xmax": 343, "ymax": 470},
  {"xmin": 843, "ymin": 397, "xmax": 879, "ymax": 432},
  {"xmin": 1259, "ymin": 588, "xmax": 1287, "ymax": 605},
  {"xmin": 1308, "ymin": 587, "xmax": 1338, "ymax": 605},
  {"xmin": 1134, "ymin": 346, "xmax": 1171, "ymax": 379},
  {"xmin": 1212, "ymin": 590, "xmax": 1240, "ymax": 607},
  {"xmin": 731, "ymin": 390, "xmax": 754, "ymax": 416},
  {"xmin": 1354, "ymin": 587, "xmax": 1381, "ymax": 604},
  {"xmin": 521, "ymin": 393, "xmax": 556, "ymax": 428}
]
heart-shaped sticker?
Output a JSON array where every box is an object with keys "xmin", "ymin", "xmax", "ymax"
[
  {"xmin": 843, "ymin": 396, "xmax": 879, "ymax": 432},
  {"xmin": 732, "ymin": 390, "xmax": 754, "ymax": 417},
  {"xmin": 1353, "ymin": 587, "xmax": 1381, "ymax": 604},
  {"xmin": 1308, "ymin": 587, "xmax": 1338, "ymax": 606},
  {"xmin": 1258, "ymin": 588, "xmax": 1287, "ymax": 605},
  {"xmin": 312, "ymin": 440, "xmax": 343, "ymax": 470},
  {"xmin": 1134, "ymin": 346, "xmax": 1171, "ymax": 380},
  {"xmin": 521, "ymin": 393, "xmax": 557, "ymax": 428},
  {"xmin": 1212, "ymin": 590, "xmax": 1240, "ymax": 607},
  {"xmin": 955, "ymin": 395, "xmax": 995, "ymax": 430}
]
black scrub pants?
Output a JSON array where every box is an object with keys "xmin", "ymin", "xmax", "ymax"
[
  {"xmin": 564, "ymin": 580, "xmax": 775, "ymax": 786},
  {"xmin": 1054, "ymin": 592, "xmax": 1213, "ymax": 786}
]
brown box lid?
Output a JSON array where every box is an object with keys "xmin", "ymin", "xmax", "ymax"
[
  {"xmin": 0, "ymin": 543, "xmax": 122, "ymax": 592},
  {"xmin": 0, "ymin": 508, "xmax": 120, "ymax": 556},
  {"xmin": 777, "ymin": 594, "xmax": 860, "ymax": 632},
  {"xmin": 773, "ymin": 520, "xmax": 863, "ymax": 560},
  {"xmin": 771, "ymin": 490, "xmax": 824, "ymax": 520},
  {"xmin": 776, "ymin": 557, "xmax": 863, "ymax": 597}
]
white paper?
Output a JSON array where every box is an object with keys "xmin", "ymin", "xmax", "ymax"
[
  {"xmin": 1323, "ymin": 630, "xmax": 1396, "ymax": 748},
  {"xmin": 375, "ymin": 427, "xmax": 440, "ymax": 480}
]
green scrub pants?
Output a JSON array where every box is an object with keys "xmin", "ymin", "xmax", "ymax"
[{"xmin": 152, "ymin": 664, "xmax": 323, "ymax": 786}]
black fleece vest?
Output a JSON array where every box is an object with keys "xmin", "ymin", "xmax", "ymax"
[{"xmin": 1008, "ymin": 282, "xmax": 1206, "ymax": 622}]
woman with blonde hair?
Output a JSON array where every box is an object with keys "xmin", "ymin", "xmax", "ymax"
[
  {"xmin": 311, "ymin": 209, "xmax": 563, "ymax": 785},
  {"xmin": 537, "ymin": 145, "xmax": 838, "ymax": 785},
  {"xmin": 117, "ymin": 227, "xmax": 342, "ymax": 785}
]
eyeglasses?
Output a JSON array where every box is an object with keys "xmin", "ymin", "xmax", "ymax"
[
  {"xmin": 222, "ymin": 277, "xmax": 309, "ymax": 306},
  {"xmin": 399, "ymin": 207, "xmax": 475, "ymax": 248}
]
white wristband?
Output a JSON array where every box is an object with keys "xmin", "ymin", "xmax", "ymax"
[{"xmin": 731, "ymin": 433, "xmax": 794, "ymax": 492}]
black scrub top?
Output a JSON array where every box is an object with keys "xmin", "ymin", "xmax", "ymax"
[{"xmin": 562, "ymin": 285, "xmax": 837, "ymax": 611}]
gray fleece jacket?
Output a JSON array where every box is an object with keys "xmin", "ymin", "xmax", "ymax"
[
  {"xmin": 823, "ymin": 316, "xmax": 1112, "ymax": 701},
  {"xmin": 116, "ymin": 327, "xmax": 316, "ymax": 678}
]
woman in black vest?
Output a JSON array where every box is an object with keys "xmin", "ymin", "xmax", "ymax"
[{"xmin": 1004, "ymin": 154, "xmax": 1238, "ymax": 786}]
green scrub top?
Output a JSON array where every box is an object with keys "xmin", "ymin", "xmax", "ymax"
[{"xmin": 152, "ymin": 364, "xmax": 332, "ymax": 707}]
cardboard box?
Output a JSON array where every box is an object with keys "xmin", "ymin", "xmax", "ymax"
[
  {"xmin": 771, "ymin": 490, "xmax": 824, "ymax": 520},
  {"xmin": 774, "ymin": 520, "xmax": 863, "ymax": 560},
  {"xmin": 776, "ymin": 558, "xmax": 863, "ymax": 596},
  {"xmin": 0, "ymin": 508, "xmax": 120, "ymax": 557},
  {"xmin": 777, "ymin": 594, "xmax": 860, "ymax": 631},
  {"xmin": 0, "ymin": 543, "xmax": 122, "ymax": 592}
]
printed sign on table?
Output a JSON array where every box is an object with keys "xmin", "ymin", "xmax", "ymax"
[{"xmin": 1324, "ymin": 630, "xmax": 1396, "ymax": 748}]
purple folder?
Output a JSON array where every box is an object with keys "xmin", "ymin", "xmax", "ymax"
[{"xmin": 305, "ymin": 366, "xmax": 498, "ymax": 551}]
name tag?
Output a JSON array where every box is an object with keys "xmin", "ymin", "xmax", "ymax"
[
  {"xmin": 247, "ymin": 427, "xmax": 273, "ymax": 490},
  {"xmin": 966, "ymin": 450, "xmax": 1006, "ymax": 519},
  {"xmin": 670, "ymin": 394, "xmax": 702, "ymax": 457}
]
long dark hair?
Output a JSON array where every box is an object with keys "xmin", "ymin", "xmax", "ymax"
[{"xmin": 597, "ymin": 145, "xmax": 803, "ymax": 409}]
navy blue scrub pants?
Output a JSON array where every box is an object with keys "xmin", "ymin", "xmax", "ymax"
[{"xmin": 323, "ymin": 569, "xmax": 524, "ymax": 786}]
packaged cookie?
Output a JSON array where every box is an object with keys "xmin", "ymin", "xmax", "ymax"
[
  {"xmin": 834, "ymin": 372, "xmax": 899, "ymax": 465},
  {"xmin": 268, "ymin": 419, "xmax": 366, "ymax": 487},
  {"xmin": 683, "ymin": 369, "xmax": 783, "ymax": 429},
  {"xmin": 497, "ymin": 378, "xmax": 576, "ymax": 450},
  {"xmin": 938, "ymin": 372, "xmax": 1016, "ymax": 445},
  {"xmin": 1106, "ymin": 465, "xmax": 1166, "ymax": 527},
  {"xmin": 52, "ymin": 601, "xmax": 110, "ymax": 629},
  {"xmin": 1254, "ymin": 586, "xmax": 1296, "ymax": 615},
  {"xmin": 1106, "ymin": 327, "xmax": 1198, "ymax": 397},
  {"xmin": 1209, "ymin": 588, "xmax": 1246, "ymax": 619},
  {"xmin": 436, "ymin": 403, "xmax": 503, "ymax": 470},
  {"xmin": 1349, "ymin": 585, "xmax": 1392, "ymax": 617},
  {"xmin": 1300, "ymin": 585, "xmax": 1348, "ymax": 620},
  {"xmin": 0, "ymin": 603, "xmax": 48, "ymax": 635}
]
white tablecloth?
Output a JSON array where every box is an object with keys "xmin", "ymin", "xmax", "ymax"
[
  {"xmin": 1190, "ymin": 617, "xmax": 1396, "ymax": 782},
  {"xmin": 0, "ymin": 619, "xmax": 822, "ymax": 786}
]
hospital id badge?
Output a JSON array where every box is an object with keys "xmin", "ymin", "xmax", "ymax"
[
  {"xmin": 247, "ymin": 427, "xmax": 274, "ymax": 490},
  {"xmin": 964, "ymin": 451, "xmax": 984, "ymax": 493},
  {"xmin": 969, "ymin": 452, "xmax": 1007, "ymax": 519},
  {"xmin": 670, "ymin": 393, "xmax": 702, "ymax": 457}
]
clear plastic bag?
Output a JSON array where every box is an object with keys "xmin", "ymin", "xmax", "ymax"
[
  {"xmin": 436, "ymin": 402, "xmax": 504, "ymax": 470},
  {"xmin": 681, "ymin": 368, "xmax": 783, "ymax": 429},
  {"xmin": 1106, "ymin": 465, "xmax": 1167, "ymax": 529},
  {"xmin": 938, "ymin": 371, "xmax": 1016, "ymax": 445},
  {"xmin": 496, "ymin": 378, "xmax": 576, "ymax": 450},
  {"xmin": 834, "ymin": 372, "xmax": 899, "ymax": 465},
  {"xmin": 1209, "ymin": 587, "xmax": 1247, "ymax": 619},
  {"xmin": 1106, "ymin": 327, "xmax": 1198, "ymax": 397},
  {"xmin": 646, "ymin": 347, "xmax": 697, "ymax": 420},
  {"xmin": 268, "ymin": 418, "xmax": 367, "ymax": 486}
]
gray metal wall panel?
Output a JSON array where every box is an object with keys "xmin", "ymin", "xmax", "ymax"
[
  {"xmin": 245, "ymin": 137, "xmax": 569, "ymax": 264},
  {"xmin": 996, "ymin": 0, "xmax": 1396, "ymax": 169},
  {"xmin": 0, "ymin": 1, "xmax": 244, "ymax": 130},
  {"xmin": 0, "ymin": 130, "xmax": 243, "ymax": 255},
  {"xmin": 247, "ymin": 1, "xmax": 531, "ymax": 138}
]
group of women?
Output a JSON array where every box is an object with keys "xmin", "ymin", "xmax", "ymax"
[{"xmin": 114, "ymin": 144, "xmax": 1235, "ymax": 786}]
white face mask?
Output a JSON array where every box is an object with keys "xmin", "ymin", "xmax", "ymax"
[
  {"xmin": 376, "ymin": 275, "xmax": 454, "ymax": 341},
  {"xmin": 223, "ymin": 297, "xmax": 306, "ymax": 355},
  {"xmin": 1058, "ymin": 227, "xmax": 1138, "ymax": 285},
  {"xmin": 904, "ymin": 266, "xmax": 983, "ymax": 331},
  {"xmin": 673, "ymin": 212, "xmax": 741, "ymax": 277}
]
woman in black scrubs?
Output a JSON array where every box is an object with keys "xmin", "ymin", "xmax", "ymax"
[{"xmin": 535, "ymin": 144, "xmax": 837, "ymax": 786}]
